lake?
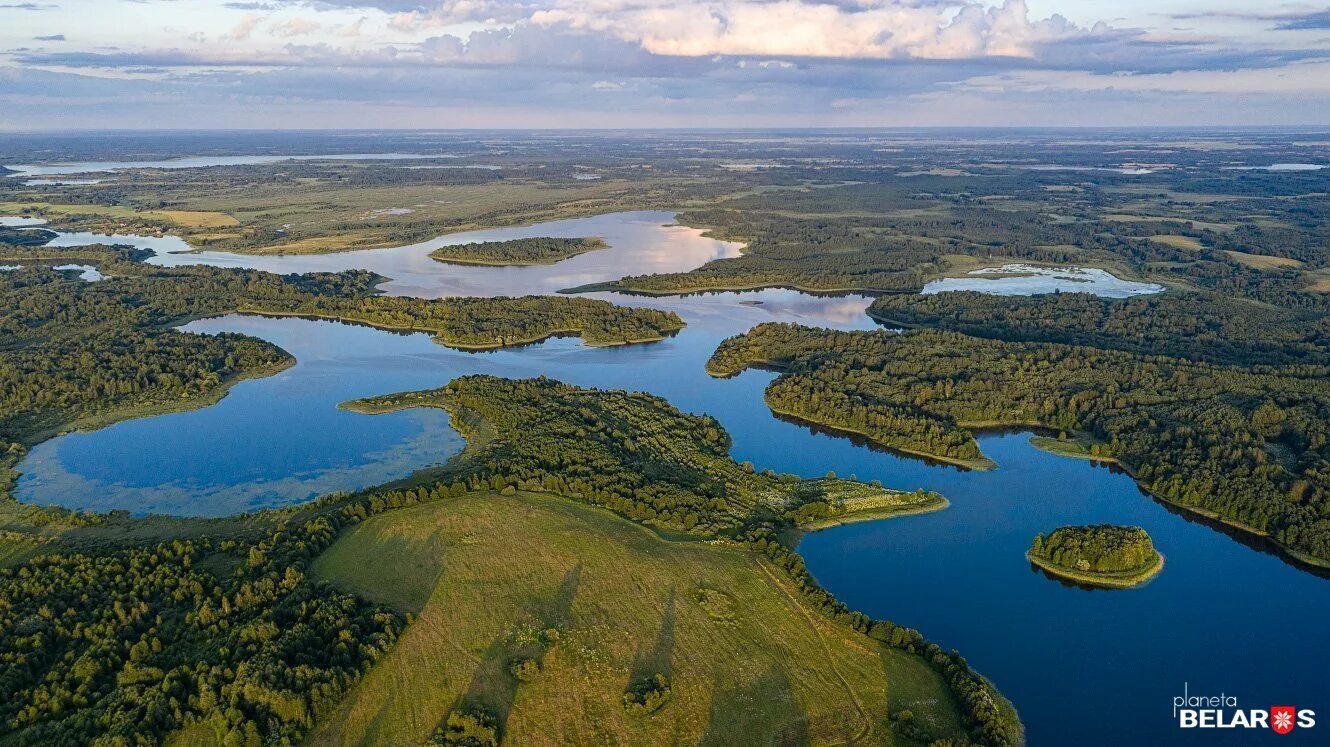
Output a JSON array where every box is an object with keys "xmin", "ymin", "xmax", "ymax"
[
  {"xmin": 3, "ymin": 153, "xmax": 460, "ymax": 177},
  {"xmin": 8, "ymin": 210, "xmax": 1327, "ymax": 745},
  {"xmin": 922, "ymin": 264, "xmax": 1164, "ymax": 298}
]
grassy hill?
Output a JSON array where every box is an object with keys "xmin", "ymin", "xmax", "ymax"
[{"xmin": 310, "ymin": 490, "xmax": 966, "ymax": 746}]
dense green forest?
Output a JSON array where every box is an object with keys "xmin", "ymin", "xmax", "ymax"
[
  {"xmin": 241, "ymin": 293, "xmax": 683, "ymax": 349},
  {"xmin": 0, "ymin": 227, "xmax": 57, "ymax": 247},
  {"xmin": 708, "ymin": 323, "xmax": 1330, "ymax": 564},
  {"xmin": 1029, "ymin": 525, "xmax": 1159, "ymax": 575},
  {"xmin": 869, "ymin": 291, "xmax": 1330, "ymax": 367},
  {"xmin": 429, "ymin": 236, "xmax": 606, "ymax": 265},
  {"xmin": 0, "ymin": 517, "xmax": 405, "ymax": 746}
]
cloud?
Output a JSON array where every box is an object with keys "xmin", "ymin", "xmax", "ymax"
[
  {"xmin": 7, "ymin": 0, "xmax": 1330, "ymax": 129},
  {"xmin": 1167, "ymin": 7, "xmax": 1330, "ymax": 30},
  {"xmin": 950, "ymin": 59, "xmax": 1330, "ymax": 97},
  {"xmin": 33, "ymin": 34, "xmax": 65, "ymax": 41},
  {"xmin": 228, "ymin": 13, "xmax": 265, "ymax": 40},
  {"xmin": 0, "ymin": 2, "xmax": 55, "ymax": 8},
  {"xmin": 1277, "ymin": 11, "xmax": 1330, "ymax": 30},
  {"xmin": 528, "ymin": 0, "xmax": 1086, "ymax": 60},
  {"xmin": 271, "ymin": 17, "xmax": 322, "ymax": 37}
]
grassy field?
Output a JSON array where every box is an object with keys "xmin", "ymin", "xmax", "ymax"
[
  {"xmin": 1222, "ymin": 250, "xmax": 1304, "ymax": 270},
  {"xmin": 0, "ymin": 201, "xmax": 238, "ymax": 228},
  {"xmin": 1148, "ymin": 234, "xmax": 1204, "ymax": 251},
  {"xmin": 310, "ymin": 490, "xmax": 967, "ymax": 746},
  {"xmin": 1028, "ymin": 434, "xmax": 1117, "ymax": 463}
]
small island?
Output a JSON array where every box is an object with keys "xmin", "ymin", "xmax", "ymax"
[
  {"xmin": 429, "ymin": 236, "xmax": 607, "ymax": 266},
  {"xmin": 1027, "ymin": 524, "xmax": 1163, "ymax": 588}
]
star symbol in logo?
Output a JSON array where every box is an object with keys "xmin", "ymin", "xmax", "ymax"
[{"xmin": 1274, "ymin": 711, "xmax": 1294, "ymax": 731}]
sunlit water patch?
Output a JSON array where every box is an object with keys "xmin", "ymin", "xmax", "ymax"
[
  {"xmin": 922, "ymin": 263, "xmax": 1164, "ymax": 298},
  {"xmin": 53, "ymin": 264, "xmax": 103, "ymax": 281},
  {"xmin": 1222, "ymin": 163, "xmax": 1326, "ymax": 172}
]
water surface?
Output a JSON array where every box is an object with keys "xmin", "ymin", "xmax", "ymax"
[
  {"xmin": 922, "ymin": 263, "xmax": 1164, "ymax": 298},
  {"xmin": 5, "ymin": 153, "xmax": 458, "ymax": 177}
]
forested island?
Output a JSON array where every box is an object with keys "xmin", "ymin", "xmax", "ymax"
[
  {"xmin": 707, "ymin": 323, "xmax": 1330, "ymax": 566},
  {"xmin": 1027, "ymin": 525, "xmax": 1163, "ymax": 588},
  {"xmin": 429, "ymin": 236, "xmax": 607, "ymax": 265}
]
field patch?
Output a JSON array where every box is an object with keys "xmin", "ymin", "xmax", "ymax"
[
  {"xmin": 1148, "ymin": 234, "xmax": 1204, "ymax": 251},
  {"xmin": 1223, "ymin": 250, "xmax": 1303, "ymax": 270},
  {"xmin": 310, "ymin": 491, "xmax": 965, "ymax": 746}
]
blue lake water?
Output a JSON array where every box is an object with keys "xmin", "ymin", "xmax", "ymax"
[{"xmin": 9, "ymin": 210, "xmax": 1328, "ymax": 745}]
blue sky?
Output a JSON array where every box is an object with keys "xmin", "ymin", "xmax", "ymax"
[{"xmin": 3, "ymin": 0, "xmax": 1330, "ymax": 129}]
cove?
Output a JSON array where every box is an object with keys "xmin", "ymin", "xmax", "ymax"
[{"xmin": 10, "ymin": 210, "xmax": 1329, "ymax": 746}]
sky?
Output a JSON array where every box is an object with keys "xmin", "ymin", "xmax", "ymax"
[{"xmin": 2, "ymin": 0, "xmax": 1330, "ymax": 129}]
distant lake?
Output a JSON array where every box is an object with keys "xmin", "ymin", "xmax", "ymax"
[
  {"xmin": 8, "ymin": 210, "xmax": 1327, "ymax": 745},
  {"xmin": 1222, "ymin": 163, "xmax": 1326, "ymax": 172},
  {"xmin": 4, "ymin": 152, "xmax": 460, "ymax": 177},
  {"xmin": 922, "ymin": 263, "xmax": 1164, "ymax": 298}
]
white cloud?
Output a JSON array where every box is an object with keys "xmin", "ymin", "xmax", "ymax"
[
  {"xmin": 531, "ymin": 0, "xmax": 1085, "ymax": 60},
  {"xmin": 271, "ymin": 18, "xmax": 322, "ymax": 37}
]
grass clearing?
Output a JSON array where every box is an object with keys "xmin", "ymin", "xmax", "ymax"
[
  {"xmin": 310, "ymin": 490, "xmax": 966, "ymax": 746},
  {"xmin": 1148, "ymin": 234, "xmax": 1204, "ymax": 251},
  {"xmin": 0, "ymin": 201, "xmax": 237, "ymax": 228},
  {"xmin": 1222, "ymin": 250, "xmax": 1303, "ymax": 270}
]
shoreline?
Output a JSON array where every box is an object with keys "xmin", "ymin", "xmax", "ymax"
[
  {"xmin": 428, "ymin": 238, "xmax": 607, "ymax": 267},
  {"xmin": 795, "ymin": 494, "xmax": 950, "ymax": 533},
  {"xmin": 1026, "ymin": 550, "xmax": 1165, "ymax": 589},
  {"xmin": 227, "ymin": 308, "xmax": 685, "ymax": 351},
  {"xmin": 564, "ymin": 279, "xmax": 908, "ymax": 297}
]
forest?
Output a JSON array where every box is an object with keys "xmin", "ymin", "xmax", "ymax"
[
  {"xmin": 1028, "ymin": 524, "xmax": 1160, "ymax": 576},
  {"xmin": 429, "ymin": 236, "xmax": 606, "ymax": 266},
  {"xmin": 869, "ymin": 290, "xmax": 1330, "ymax": 367},
  {"xmin": 0, "ymin": 516, "xmax": 405, "ymax": 746},
  {"xmin": 240, "ymin": 293, "xmax": 683, "ymax": 349},
  {"xmin": 708, "ymin": 323, "xmax": 1330, "ymax": 565}
]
